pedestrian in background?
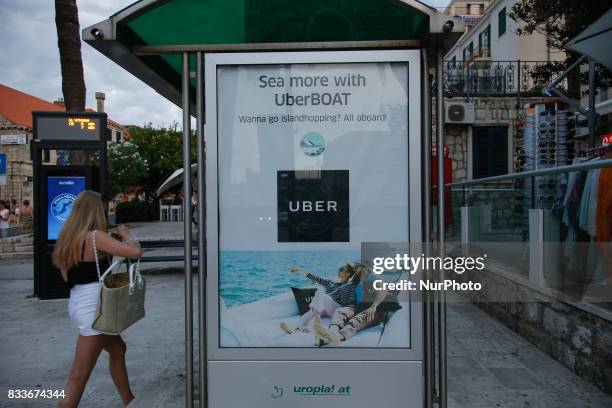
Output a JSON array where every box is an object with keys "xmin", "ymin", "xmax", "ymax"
[
  {"xmin": 10, "ymin": 198, "xmax": 20, "ymax": 224},
  {"xmin": 52, "ymin": 190, "xmax": 143, "ymax": 407},
  {"xmin": 21, "ymin": 199, "xmax": 32, "ymax": 216},
  {"xmin": 0, "ymin": 200, "xmax": 10, "ymax": 230},
  {"xmin": 21, "ymin": 199, "xmax": 33, "ymax": 234}
]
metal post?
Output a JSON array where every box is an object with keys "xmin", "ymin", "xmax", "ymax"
[
  {"xmin": 196, "ymin": 52, "xmax": 207, "ymax": 408},
  {"xmin": 436, "ymin": 49, "xmax": 448, "ymax": 408},
  {"xmin": 182, "ymin": 52, "xmax": 194, "ymax": 408},
  {"xmin": 588, "ymin": 59, "xmax": 596, "ymax": 149},
  {"xmin": 517, "ymin": 60, "xmax": 521, "ymax": 101},
  {"xmin": 466, "ymin": 62, "xmax": 470, "ymax": 102},
  {"xmin": 422, "ymin": 49, "xmax": 435, "ymax": 408}
]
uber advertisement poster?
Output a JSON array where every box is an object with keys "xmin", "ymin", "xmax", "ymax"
[
  {"xmin": 217, "ymin": 62, "xmax": 411, "ymax": 348},
  {"xmin": 47, "ymin": 176, "xmax": 86, "ymax": 240}
]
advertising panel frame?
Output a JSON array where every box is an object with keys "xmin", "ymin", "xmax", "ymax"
[{"xmin": 205, "ymin": 50, "xmax": 423, "ymax": 362}]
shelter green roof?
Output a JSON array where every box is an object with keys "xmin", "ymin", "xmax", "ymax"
[{"xmin": 84, "ymin": 0, "xmax": 463, "ymax": 107}]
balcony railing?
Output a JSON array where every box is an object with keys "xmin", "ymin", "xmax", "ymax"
[{"xmin": 444, "ymin": 60, "xmax": 562, "ymax": 97}]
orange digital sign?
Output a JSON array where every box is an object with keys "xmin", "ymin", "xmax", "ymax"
[{"xmin": 67, "ymin": 117, "xmax": 97, "ymax": 131}]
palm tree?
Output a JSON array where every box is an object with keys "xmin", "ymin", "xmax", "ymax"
[
  {"xmin": 55, "ymin": 0, "xmax": 86, "ymax": 111},
  {"xmin": 54, "ymin": 0, "xmax": 86, "ymax": 164}
]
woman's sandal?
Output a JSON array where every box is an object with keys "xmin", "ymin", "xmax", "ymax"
[
  {"xmin": 314, "ymin": 321, "xmax": 341, "ymax": 346},
  {"xmin": 279, "ymin": 322, "xmax": 293, "ymax": 334}
]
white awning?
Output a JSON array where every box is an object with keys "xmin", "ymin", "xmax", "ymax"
[{"xmin": 154, "ymin": 164, "xmax": 197, "ymax": 196}]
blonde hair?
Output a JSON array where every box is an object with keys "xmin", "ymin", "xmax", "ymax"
[{"xmin": 52, "ymin": 190, "xmax": 107, "ymax": 271}]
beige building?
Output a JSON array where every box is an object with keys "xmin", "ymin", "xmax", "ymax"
[
  {"xmin": 441, "ymin": 0, "xmax": 565, "ymax": 184},
  {"xmin": 445, "ymin": 0, "xmax": 559, "ymax": 63}
]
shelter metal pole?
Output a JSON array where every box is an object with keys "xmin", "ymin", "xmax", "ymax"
[
  {"xmin": 436, "ymin": 48, "xmax": 448, "ymax": 408},
  {"xmin": 182, "ymin": 52, "xmax": 194, "ymax": 408},
  {"xmin": 588, "ymin": 59, "xmax": 596, "ymax": 149},
  {"xmin": 196, "ymin": 52, "xmax": 207, "ymax": 408},
  {"xmin": 422, "ymin": 49, "xmax": 435, "ymax": 408}
]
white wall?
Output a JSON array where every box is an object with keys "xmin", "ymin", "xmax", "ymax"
[{"xmin": 488, "ymin": 0, "xmax": 517, "ymax": 61}]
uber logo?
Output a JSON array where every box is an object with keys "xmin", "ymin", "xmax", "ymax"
[
  {"xmin": 288, "ymin": 201, "xmax": 337, "ymax": 212},
  {"xmin": 277, "ymin": 170, "xmax": 349, "ymax": 242}
]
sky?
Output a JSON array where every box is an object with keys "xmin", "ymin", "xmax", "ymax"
[{"xmin": 0, "ymin": 0, "xmax": 447, "ymax": 128}]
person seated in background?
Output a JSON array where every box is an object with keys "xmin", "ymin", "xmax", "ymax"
[{"xmin": 279, "ymin": 263, "xmax": 360, "ymax": 336}]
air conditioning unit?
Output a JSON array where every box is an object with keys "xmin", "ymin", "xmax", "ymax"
[{"xmin": 445, "ymin": 102, "xmax": 475, "ymax": 124}]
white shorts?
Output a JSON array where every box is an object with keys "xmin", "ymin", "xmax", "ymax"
[{"xmin": 68, "ymin": 282, "xmax": 102, "ymax": 336}]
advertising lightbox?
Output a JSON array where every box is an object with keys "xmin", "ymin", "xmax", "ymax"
[{"xmin": 206, "ymin": 50, "xmax": 423, "ymax": 407}]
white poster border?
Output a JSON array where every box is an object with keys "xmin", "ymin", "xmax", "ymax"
[{"xmin": 205, "ymin": 50, "xmax": 422, "ymax": 362}]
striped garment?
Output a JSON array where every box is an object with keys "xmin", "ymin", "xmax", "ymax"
[{"xmin": 306, "ymin": 273, "xmax": 356, "ymax": 307}]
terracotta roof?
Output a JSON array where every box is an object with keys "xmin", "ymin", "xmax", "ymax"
[
  {"xmin": 0, "ymin": 84, "xmax": 63, "ymax": 128},
  {"xmin": 0, "ymin": 83, "xmax": 124, "ymax": 129}
]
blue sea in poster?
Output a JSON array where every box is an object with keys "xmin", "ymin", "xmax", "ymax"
[{"xmin": 220, "ymin": 250, "xmax": 360, "ymax": 307}]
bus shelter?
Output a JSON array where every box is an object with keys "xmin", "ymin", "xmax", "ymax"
[{"xmin": 84, "ymin": 1, "xmax": 463, "ymax": 407}]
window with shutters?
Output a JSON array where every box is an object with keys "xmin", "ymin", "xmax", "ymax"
[
  {"xmin": 479, "ymin": 25, "xmax": 491, "ymax": 57},
  {"xmin": 472, "ymin": 126, "xmax": 508, "ymax": 179},
  {"xmin": 498, "ymin": 7, "xmax": 507, "ymax": 37}
]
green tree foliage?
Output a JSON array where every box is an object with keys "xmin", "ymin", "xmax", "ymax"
[
  {"xmin": 510, "ymin": 0, "xmax": 611, "ymax": 97},
  {"xmin": 107, "ymin": 141, "xmax": 149, "ymax": 197},
  {"xmin": 127, "ymin": 123, "xmax": 197, "ymax": 199}
]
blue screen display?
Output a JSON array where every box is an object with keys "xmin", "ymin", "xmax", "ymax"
[
  {"xmin": 47, "ymin": 176, "xmax": 86, "ymax": 241},
  {"xmin": 0, "ymin": 153, "xmax": 6, "ymax": 174}
]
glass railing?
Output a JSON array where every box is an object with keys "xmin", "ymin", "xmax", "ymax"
[{"xmin": 445, "ymin": 158, "xmax": 612, "ymax": 308}]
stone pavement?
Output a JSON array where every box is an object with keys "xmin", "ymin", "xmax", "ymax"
[
  {"xmin": 0, "ymin": 274, "xmax": 191, "ymax": 408},
  {"xmin": 446, "ymin": 302, "xmax": 612, "ymax": 408},
  {"xmin": 1, "ymin": 272, "xmax": 610, "ymax": 407},
  {"xmin": 1, "ymin": 222, "xmax": 611, "ymax": 407}
]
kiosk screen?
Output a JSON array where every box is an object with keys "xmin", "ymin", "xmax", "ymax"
[{"xmin": 47, "ymin": 176, "xmax": 86, "ymax": 240}]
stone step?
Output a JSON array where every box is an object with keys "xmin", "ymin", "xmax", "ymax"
[
  {"xmin": 0, "ymin": 251, "xmax": 34, "ymax": 260},
  {"xmin": 18, "ymin": 236, "xmax": 33, "ymax": 245},
  {"xmin": 0, "ymin": 234, "xmax": 33, "ymax": 253},
  {"xmin": 0, "ymin": 243, "xmax": 14, "ymax": 252},
  {"xmin": 0, "ymin": 234, "xmax": 33, "ymax": 244},
  {"xmin": 14, "ymin": 244, "xmax": 33, "ymax": 252}
]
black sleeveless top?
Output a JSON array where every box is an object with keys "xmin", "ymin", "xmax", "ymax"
[{"xmin": 66, "ymin": 238, "xmax": 111, "ymax": 289}]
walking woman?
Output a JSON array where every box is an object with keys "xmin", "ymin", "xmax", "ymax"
[{"xmin": 52, "ymin": 190, "xmax": 143, "ymax": 407}]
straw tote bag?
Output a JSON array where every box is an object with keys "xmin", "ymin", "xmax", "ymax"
[{"xmin": 91, "ymin": 231, "xmax": 146, "ymax": 335}]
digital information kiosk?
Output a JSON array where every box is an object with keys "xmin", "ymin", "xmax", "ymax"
[
  {"xmin": 32, "ymin": 111, "xmax": 107, "ymax": 299},
  {"xmin": 205, "ymin": 50, "xmax": 422, "ymax": 407}
]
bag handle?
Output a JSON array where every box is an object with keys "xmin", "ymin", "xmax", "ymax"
[
  {"xmin": 128, "ymin": 258, "xmax": 143, "ymax": 295},
  {"xmin": 94, "ymin": 230, "xmax": 121, "ymax": 282},
  {"xmin": 94, "ymin": 230, "xmax": 143, "ymax": 292},
  {"xmin": 93, "ymin": 230, "xmax": 102, "ymax": 280}
]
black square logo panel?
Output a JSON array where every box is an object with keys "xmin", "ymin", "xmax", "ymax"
[{"xmin": 277, "ymin": 170, "xmax": 349, "ymax": 242}]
